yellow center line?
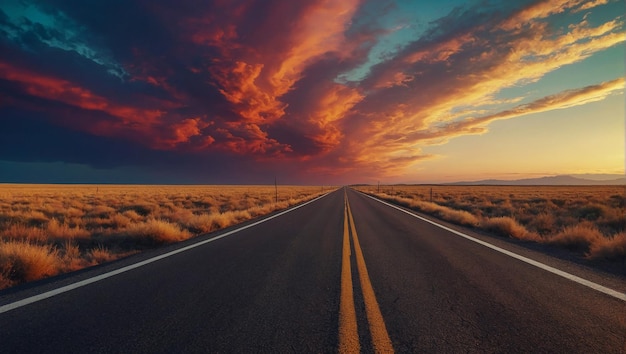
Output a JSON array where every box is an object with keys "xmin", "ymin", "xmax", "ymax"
[
  {"xmin": 347, "ymin": 196, "xmax": 395, "ymax": 354},
  {"xmin": 339, "ymin": 189, "xmax": 394, "ymax": 353},
  {"xmin": 339, "ymin": 192, "xmax": 359, "ymax": 353}
]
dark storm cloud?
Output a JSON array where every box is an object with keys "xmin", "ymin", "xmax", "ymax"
[{"xmin": 0, "ymin": 0, "xmax": 622, "ymax": 183}]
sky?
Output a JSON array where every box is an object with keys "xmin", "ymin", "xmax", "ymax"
[{"xmin": 0, "ymin": 0, "xmax": 624, "ymax": 185}]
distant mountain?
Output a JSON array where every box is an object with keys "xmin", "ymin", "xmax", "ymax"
[
  {"xmin": 448, "ymin": 175, "xmax": 626, "ymax": 186},
  {"xmin": 570, "ymin": 173, "xmax": 626, "ymax": 181}
]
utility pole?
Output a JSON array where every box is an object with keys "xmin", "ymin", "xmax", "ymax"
[
  {"xmin": 378, "ymin": 181, "xmax": 380, "ymax": 193},
  {"xmin": 430, "ymin": 187, "xmax": 433, "ymax": 203},
  {"xmin": 274, "ymin": 176, "xmax": 278, "ymax": 203}
]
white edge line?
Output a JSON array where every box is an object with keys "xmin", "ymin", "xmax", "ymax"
[
  {"xmin": 0, "ymin": 192, "xmax": 333, "ymax": 314},
  {"xmin": 357, "ymin": 191, "xmax": 626, "ymax": 302}
]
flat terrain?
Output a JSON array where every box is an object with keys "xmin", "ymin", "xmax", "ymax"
[
  {"xmin": 355, "ymin": 185, "xmax": 626, "ymax": 261},
  {"xmin": 0, "ymin": 184, "xmax": 328, "ymax": 288},
  {"xmin": 1, "ymin": 188, "xmax": 625, "ymax": 352}
]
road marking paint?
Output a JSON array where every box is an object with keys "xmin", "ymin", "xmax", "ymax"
[
  {"xmin": 0, "ymin": 192, "xmax": 333, "ymax": 315},
  {"xmin": 339, "ymin": 195, "xmax": 360, "ymax": 354},
  {"xmin": 346, "ymin": 194, "xmax": 395, "ymax": 353},
  {"xmin": 359, "ymin": 191, "xmax": 626, "ymax": 302}
]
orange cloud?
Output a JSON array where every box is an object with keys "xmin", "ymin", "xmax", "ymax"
[
  {"xmin": 0, "ymin": 61, "xmax": 163, "ymax": 129},
  {"xmin": 499, "ymin": 0, "xmax": 585, "ymax": 31},
  {"xmin": 0, "ymin": 61, "xmax": 224, "ymax": 152},
  {"xmin": 377, "ymin": 77, "xmax": 625, "ymax": 152},
  {"xmin": 329, "ymin": 4, "xmax": 624, "ymax": 178},
  {"xmin": 207, "ymin": 0, "xmax": 361, "ymax": 103},
  {"xmin": 268, "ymin": 0, "xmax": 361, "ymax": 96},
  {"xmin": 574, "ymin": 0, "xmax": 611, "ymax": 12},
  {"xmin": 0, "ymin": 58, "xmax": 297, "ymax": 155},
  {"xmin": 198, "ymin": 0, "xmax": 362, "ymax": 155},
  {"xmin": 306, "ymin": 84, "xmax": 363, "ymax": 152},
  {"xmin": 445, "ymin": 77, "xmax": 625, "ymax": 134},
  {"xmin": 213, "ymin": 121, "xmax": 292, "ymax": 155},
  {"xmin": 3, "ymin": 0, "xmax": 621, "ymax": 181},
  {"xmin": 156, "ymin": 118, "xmax": 211, "ymax": 149},
  {"xmin": 212, "ymin": 61, "xmax": 286, "ymax": 123},
  {"xmin": 404, "ymin": 33, "xmax": 475, "ymax": 65}
]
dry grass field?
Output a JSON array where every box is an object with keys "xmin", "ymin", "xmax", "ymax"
[
  {"xmin": 0, "ymin": 184, "xmax": 332, "ymax": 289},
  {"xmin": 355, "ymin": 185, "xmax": 625, "ymax": 261}
]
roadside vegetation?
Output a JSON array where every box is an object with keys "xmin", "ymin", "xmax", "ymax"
[
  {"xmin": 355, "ymin": 185, "xmax": 625, "ymax": 262},
  {"xmin": 0, "ymin": 184, "xmax": 331, "ymax": 289}
]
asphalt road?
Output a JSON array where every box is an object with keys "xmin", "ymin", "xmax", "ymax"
[{"xmin": 1, "ymin": 187, "xmax": 625, "ymax": 353}]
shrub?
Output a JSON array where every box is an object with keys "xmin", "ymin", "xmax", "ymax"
[
  {"xmin": 87, "ymin": 246, "xmax": 115, "ymax": 264},
  {"xmin": 109, "ymin": 213, "xmax": 132, "ymax": 228},
  {"xmin": 247, "ymin": 204, "xmax": 274, "ymax": 217},
  {"xmin": 25, "ymin": 210, "xmax": 49, "ymax": 226},
  {"xmin": 547, "ymin": 224, "xmax": 603, "ymax": 251},
  {"xmin": 359, "ymin": 186, "xmax": 625, "ymax": 259},
  {"xmin": 64, "ymin": 207, "xmax": 85, "ymax": 218},
  {"xmin": 124, "ymin": 219, "xmax": 191, "ymax": 244},
  {"xmin": 162, "ymin": 209, "xmax": 195, "ymax": 226},
  {"xmin": 87, "ymin": 205, "xmax": 117, "ymax": 218},
  {"xmin": 47, "ymin": 219, "xmax": 90, "ymax": 239},
  {"xmin": 433, "ymin": 206, "xmax": 479, "ymax": 226},
  {"xmin": 596, "ymin": 207, "xmax": 626, "ymax": 234},
  {"xmin": 480, "ymin": 217, "xmax": 538, "ymax": 241},
  {"xmin": 0, "ymin": 185, "xmax": 329, "ymax": 289},
  {"xmin": 60, "ymin": 241, "xmax": 86, "ymax": 272},
  {"xmin": 575, "ymin": 204, "xmax": 607, "ymax": 221},
  {"xmin": 211, "ymin": 212, "xmax": 239, "ymax": 229},
  {"xmin": 587, "ymin": 232, "xmax": 626, "ymax": 260},
  {"xmin": 374, "ymin": 194, "xmax": 480, "ymax": 226},
  {"xmin": 0, "ymin": 241, "xmax": 60, "ymax": 283},
  {"xmin": 62, "ymin": 241, "xmax": 81, "ymax": 259},
  {"xmin": 608, "ymin": 195, "xmax": 625, "ymax": 208},
  {"xmin": 121, "ymin": 203, "xmax": 156, "ymax": 217},
  {"xmin": 1, "ymin": 224, "xmax": 47, "ymax": 243},
  {"xmin": 527, "ymin": 213, "xmax": 555, "ymax": 235},
  {"xmin": 122, "ymin": 210, "xmax": 143, "ymax": 222},
  {"xmin": 416, "ymin": 201, "xmax": 479, "ymax": 226},
  {"xmin": 184, "ymin": 213, "xmax": 217, "ymax": 233}
]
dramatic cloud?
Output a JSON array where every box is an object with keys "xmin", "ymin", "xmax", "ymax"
[
  {"xmin": 417, "ymin": 77, "xmax": 625, "ymax": 143},
  {"xmin": 327, "ymin": 0, "xmax": 624, "ymax": 177},
  {"xmin": 0, "ymin": 0, "xmax": 623, "ymax": 183}
]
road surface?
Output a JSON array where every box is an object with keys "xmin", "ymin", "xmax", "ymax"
[{"xmin": 1, "ymin": 187, "xmax": 625, "ymax": 352}]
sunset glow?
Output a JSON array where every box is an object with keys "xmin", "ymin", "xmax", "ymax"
[{"xmin": 0, "ymin": 0, "xmax": 624, "ymax": 184}]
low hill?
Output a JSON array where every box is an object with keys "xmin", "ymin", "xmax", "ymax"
[{"xmin": 448, "ymin": 175, "xmax": 625, "ymax": 186}]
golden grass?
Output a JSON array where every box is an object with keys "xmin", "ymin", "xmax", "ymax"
[
  {"xmin": 123, "ymin": 219, "xmax": 192, "ymax": 244},
  {"xmin": 547, "ymin": 224, "xmax": 603, "ymax": 251},
  {"xmin": 60, "ymin": 241, "xmax": 86, "ymax": 271},
  {"xmin": 87, "ymin": 246, "xmax": 116, "ymax": 264},
  {"xmin": 2, "ymin": 224, "xmax": 47, "ymax": 243},
  {"xmin": 356, "ymin": 185, "xmax": 625, "ymax": 260},
  {"xmin": 373, "ymin": 193, "xmax": 479, "ymax": 226},
  {"xmin": 47, "ymin": 219, "xmax": 90, "ymax": 240},
  {"xmin": 480, "ymin": 216, "xmax": 539, "ymax": 241},
  {"xmin": 587, "ymin": 232, "xmax": 626, "ymax": 260},
  {"xmin": 0, "ymin": 184, "xmax": 332, "ymax": 289},
  {"xmin": 0, "ymin": 241, "xmax": 60, "ymax": 286}
]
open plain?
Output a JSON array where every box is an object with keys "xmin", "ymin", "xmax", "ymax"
[
  {"xmin": 0, "ymin": 184, "xmax": 328, "ymax": 289},
  {"xmin": 355, "ymin": 185, "xmax": 626, "ymax": 262}
]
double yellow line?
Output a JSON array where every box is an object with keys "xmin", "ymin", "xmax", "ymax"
[{"xmin": 339, "ymin": 190, "xmax": 394, "ymax": 353}]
